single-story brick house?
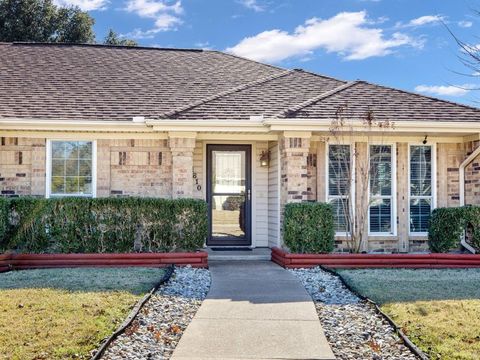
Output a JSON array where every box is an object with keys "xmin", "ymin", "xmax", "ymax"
[{"xmin": 1, "ymin": 42, "xmax": 480, "ymax": 253}]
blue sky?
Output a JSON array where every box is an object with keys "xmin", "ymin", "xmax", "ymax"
[{"xmin": 55, "ymin": 0, "xmax": 480, "ymax": 105}]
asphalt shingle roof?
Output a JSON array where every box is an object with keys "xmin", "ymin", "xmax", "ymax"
[
  {"xmin": 285, "ymin": 81, "xmax": 480, "ymax": 122},
  {"xmin": 1, "ymin": 42, "xmax": 479, "ymax": 122},
  {"xmin": 0, "ymin": 42, "xmax": 282, "ymax": 121}
]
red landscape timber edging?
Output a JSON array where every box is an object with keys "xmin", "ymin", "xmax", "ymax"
[
  {"xmin": 0, "ymin": 253, "xmax": 13, "ymax": 273},
  {"xmin": 0, "ymin": 252, "xmax": 207, "ymax": 272},
  {"xmin": 271, "ymin": 247, "xmax": 480, "ymax": 268}
]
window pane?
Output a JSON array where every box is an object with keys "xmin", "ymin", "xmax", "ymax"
[
  {"xmin": 330, "ymin": 198, "xmax": 350, "ymax": 232},
  {"xmin": 369, "ymin": 198, "xmax": 392, "ymax": 233},
  {"xmin": 212, "ymin": 195, "xmax": 246, "ymax": 239},
  {"xmin": 51, "ymin": 177, "xmax": 65, "ymax": 194},
  {"xmin": 65, "ymin": 159, "xmax": 78, "ymax": 176},
  {"xmin": 370, "ymin": 145, "xmax": 392, "ymax": 196},
  {"xmin": 212, "ymin": 151, "xmax": 246, "ymax": 194},
  {"xmin": 410, "ymin": 198, "xmax": 431, "ymax": 233},
  {"xmin": 329, "ymin": 145, "xmax": 351, "ymax": 196},
  {"xmin": 51, "ymin": 160, "xmax": 65, "ymax": 177},
  {"xmin": 78, "ymin": 142, "xmax": 92, "ymax": 159},
  {"xmin": 50, "ymin": 141, "xmax": 93, "ymax": 196},
  {"xmin": 410, "ymin": 146, "xmax": 432, "ymax": 196},
  {"xmin": 79, "ymin": 177, "xmax": 92, "ymax": 194},
  {"xmin": 52, "ymin": 142, "xmax": 66, "ymax": 159}
]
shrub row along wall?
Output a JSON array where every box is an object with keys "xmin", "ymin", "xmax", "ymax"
[
  {"xmin": 428, "ymin": 206, "xmax": 480, "ymax": 253},
  {"xmin": 283, "ymin": 202, "xmax": 334, "ymax": 254},
  {"xmin": 0, "ymin": 197, "xmax": 208, "ymax": 254}
]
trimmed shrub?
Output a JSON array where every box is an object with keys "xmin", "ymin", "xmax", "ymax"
[
  {"xmin": 4, "ymin": 197, "xmax": 207, "ymax": 253},
  {"xmin": 428, "ymin": 208, "xmax": 465, "ymax": 253},
  {"xmin": 0, "ymin": 197, "xmax": 8, "ymax": 249},
  {"xmin": 283, "ymin": 202, "xmax": 334, "ymax": 254},
  {"xmin": 428, "ymin": 206, "xmax": 480, "ymax": 253}
]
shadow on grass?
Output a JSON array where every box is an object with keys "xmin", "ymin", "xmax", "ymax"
[
  {"xmin": 336, "ymin": 268, "xmax": 480, "ymax": 304},
  {"xmin": 0, "ymin": 267, "xmax": 165, "ymax": 295}
]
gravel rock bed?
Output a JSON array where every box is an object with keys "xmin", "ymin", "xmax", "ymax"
[
  {"xmin": 290, "ymin": 267, "xmax": 418, "ymax": 360},
  {"xmin": 101, "ymin": 266, "xmax": 211, "ymax": 360}
]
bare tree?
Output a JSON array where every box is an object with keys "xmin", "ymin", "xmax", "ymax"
[{"xmin": 327, "ymin": 106, "xmax": 394, "ymax": 253}]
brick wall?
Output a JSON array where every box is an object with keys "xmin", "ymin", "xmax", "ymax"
[
  {"xmin": 108, "ymin": 139, "xmax": 172, "ymax": 197},
  {"xmin": 464, "ymin": 140, "xmax": 480, "ymax": 205},
  {"xmin": 0, "ymin": 137, "xmax": 45, "ymax": 197}
]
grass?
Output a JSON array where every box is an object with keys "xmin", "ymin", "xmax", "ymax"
[
  {"xmin": 337, "ymin": 268, "xmax": 480, "ymax": 360},
  {"xmin": 0, "ymin": 267, "xmax": 166, "ymax": 360}
]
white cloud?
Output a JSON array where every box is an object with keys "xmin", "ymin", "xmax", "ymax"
[
  {"xmin": 227, "ymin": 11, "xmax": 422, "ymax": 63},
  {"xmin": 124, "ymin": 0, "xmax": 183, "ymax": 35},
  {"xmin": 396, "ymin": 14, "xmax": 444, "ymax": 28},
  {"xmin": 238, "ymin": 0, "xmax": 266, "ymax": 12},
  {"xmin": 53, "ymin": 0, "xmax": 108, "ymax": 11},
  {"xmin": 415, "ymin": 84, "xmax": 477, "ymax": 97},
  {"xmin": 458, "ymin": 20, "xmax": 473, "ymax": 28}
]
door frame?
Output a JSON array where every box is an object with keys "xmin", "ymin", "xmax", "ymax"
[{"xmin": 206, "ymin": 144, "xmax": 252, "ymax": 246}]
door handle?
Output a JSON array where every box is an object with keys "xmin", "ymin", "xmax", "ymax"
[{"xmin": 247, "ymin": 189, "xmax": 251, "ymax": 201}]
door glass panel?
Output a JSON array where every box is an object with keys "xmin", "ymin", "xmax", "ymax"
[
  {"xmin": 212, "ymin": 195, "xmax": 246, "ymax": 239},
  {"xmin": 212, "ymin": 151, "xmax": 246, "ymax": 194}
]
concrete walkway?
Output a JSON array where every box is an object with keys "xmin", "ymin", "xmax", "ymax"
[{"xmin": 171, "ymin": 261, "xmax": 335, "ymax": 360}]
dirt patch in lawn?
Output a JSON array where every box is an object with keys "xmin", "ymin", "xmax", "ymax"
[
  {"xmin": 338, "ymin": 268, "xmax": 480, "ymax": 360},
  {"xmin": 0, "ymin": 267, "xmax": 165, "ymax": 360}
]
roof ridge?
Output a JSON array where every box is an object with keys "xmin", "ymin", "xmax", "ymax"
[
  {"xmin": 208, "ymin": 50, "xmax": 287, "ymax": 72},
  {"xmin": 292, "ymin": 68, "xmax": 347, "ymax": 83},
  {"xmin": 276, "ymin": 81, "xmax": 359, "ymax": 118},
  {"xmin": 9, "ymin": 42, "xmax": 204, "ymax": 52},
  {"xmin": 359, "ymin": 80, "xmax": 480, "ymax": 112},
  {"xmin": 159, "ymin": 69, "xmax": 295, "ymax": 119}
]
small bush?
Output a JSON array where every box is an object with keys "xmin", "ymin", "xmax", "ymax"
[
  {"xmin": 4, "ymin": 197, "xmax": 207, "ymax": 253},
  {"xmin": 283, "ymin": 202, "xmax": 334, "ymax": 254},
  {"xmin": 428, "ymin": 208, "xmax": 464, "ymax": 253},
  {"xmin": 428, "ymin": 206, "xmax": 480, "ymax": 253},
  {"xmin": 0, "ymin": 197, "xmax": 8, "ymax": 249}
]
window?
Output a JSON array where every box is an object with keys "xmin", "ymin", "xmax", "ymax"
[
  {"xmin": 369, "ymin": 145, "xmax": 394, "ymax": 234},
  {"xmin": 47, "ymin": 140, "xmax": 95, "ymax": 197},
  {"xmin": 327, "ymin": 144, "xmax": 351, "ymax": 233},
  {"xmin": 409, "ymin": 145, "xmax": 433, "ymax": 233}
]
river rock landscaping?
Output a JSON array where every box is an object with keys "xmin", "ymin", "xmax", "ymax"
[
  {"xmin": 290, "ymin": 267, "xmax": 418, "ymax": 360},
  {"xmin": 101, "ymin": 266, "xmax": 211, "ymax": 360}
]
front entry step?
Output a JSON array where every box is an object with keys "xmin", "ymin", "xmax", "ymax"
[{"xmin": 206, "ymin": 247, "xmax": 271, "ymax": 261}]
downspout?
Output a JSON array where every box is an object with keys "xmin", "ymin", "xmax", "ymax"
[{"xmin": 459, "ymin": 144, "xmax": 480, "ymax": 253}]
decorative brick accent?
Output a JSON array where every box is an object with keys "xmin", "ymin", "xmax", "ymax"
[
  {"xmin": 279, "ymin": 132, "xmax": 311, "ymax": 207},
  {"xmin": 169, "ymin": 133, "xmax": 196, "ymax": 199},
  {"xmin": 109, "ymin": 139, "xmax": 171, "ymax": 197}
]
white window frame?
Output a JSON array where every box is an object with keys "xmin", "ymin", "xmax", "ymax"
[
  {"xmin": 325, "ymin": 142, "xmax": 355, "ymax": 236},
  {"xmin": 408, "ymin": 143, "xmax": 436, "ymax": 236},
  {"xmin": 367, "ymin": 143, "xmax": 397, "ymax": 236},
  {"xmin": 46, "ymin": 139, "xmax": 97, "ymax": 198}
]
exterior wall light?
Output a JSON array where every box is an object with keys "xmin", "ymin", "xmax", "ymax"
[{"xmin": 260, "ymin": 150, "xmax": 270, "ymax": 167}]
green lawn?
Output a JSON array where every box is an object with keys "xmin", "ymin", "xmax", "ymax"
[
  {"xmin": 337, "ymin": 268, "xmax": 480, "ymax": 360},
  {"xmin": 0, "ymin": 267, "xmax": 165, "ymax": 360}
]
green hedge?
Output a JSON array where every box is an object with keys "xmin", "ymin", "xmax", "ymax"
[
  {"xmin": 0, "ymin": 198, "xmax": 8, "ymax": 246},
  {"xmin": 1, "ymin": 197, "xmax": 207, "ymax": 253},
  {"xmin": 283, "ymin": 202, "xmax": 334, "ymax": 254},
  {"xmin": 428, "ymin": 206, "xmax": 480, "ymax": 253}
]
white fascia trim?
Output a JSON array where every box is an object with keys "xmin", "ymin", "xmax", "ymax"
[
  {"xmin": 146, "ymin": 119, "xmax": 269, "ymax": 132},
  {"xmin": 264, "ymin": 118, "xmax": 480, "ymax": 133},
  {"xmin": 0, "ymin": 118, "xmax": 152, "ymax": 132}
]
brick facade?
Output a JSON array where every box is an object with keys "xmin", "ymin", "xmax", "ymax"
[{"xmin": 2, "ymin": 135, "xmax": 480, "ymax": 253}]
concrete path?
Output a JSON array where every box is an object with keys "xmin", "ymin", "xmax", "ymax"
[{"xmin": 171, "ymin": 261, "xmax": 335, "ymax": 360}]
